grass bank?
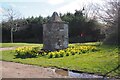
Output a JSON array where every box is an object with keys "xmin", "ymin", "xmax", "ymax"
[
  {"xmin": 0, "ymin": 42, "xmax": 119, "ymax": 78},
  {"xmin": 0, "ymin": 43, "xmax": 42, "ymax": 48}
]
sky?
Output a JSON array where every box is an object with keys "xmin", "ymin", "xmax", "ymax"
[{"xmin": 0, "ymin": 0, "xmax": 104, "ymax": 21}]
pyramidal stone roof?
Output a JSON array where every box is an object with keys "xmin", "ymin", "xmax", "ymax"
[{"xmin": 49, "ymin": 12, "xmax": 63, "ymax": 22}]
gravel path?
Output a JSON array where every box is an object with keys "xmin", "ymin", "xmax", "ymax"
[
  {"xmin": 0, "ymin": 47, "xmax": 16, "ymax": 51},
  {"xmin": 0, "ymin": 61, "xmax": 68, "ymax": 78}
]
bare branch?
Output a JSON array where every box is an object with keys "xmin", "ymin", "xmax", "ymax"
[{"xmin": 2, "ymin": 7, "xmax": 21, "ymax": 21}]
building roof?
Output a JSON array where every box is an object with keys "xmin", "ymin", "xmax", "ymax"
[{"xmin": 49, "ymin": 12, "xmax": 63, "ymax": 22}]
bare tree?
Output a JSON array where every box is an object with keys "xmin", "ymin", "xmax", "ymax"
[
  {"xmin": 82, "ymin": 3, "xmax": 100, "ymax": 20},
  {"xmin": 2, "ymin": 7, "xmax": 21, "ymax": 43},
  {"xmin": 90, "ymin": 0, "xmax": 120, "ymax": 44},
  {"xmin": 104, "ymin": 0, "xmax": 119, "ymax": 44}
]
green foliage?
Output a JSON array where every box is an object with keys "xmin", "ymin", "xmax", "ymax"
[
  {"xmin": 48, "ymin": 53, "xmax": 53, "ymax": 58},
  {"xmin": 2, "ymin": 16, "xmax": 43, "ymax": 43},
  {"xmin": 2, "ymin": 10, "xmax": 104, "ymax": 43},
  {"xmin": 15, "ymin": 46, "xmax": 40, "ymax": 58},
  {"xmin": 61, "ymin": 10, "xmax": 103, "ymax": 43},
  {"xmin": 66, "ymin": 52, "xmax": 70, "ymax": 56},
  {"xmin": 54, "ymin": 53, "xmax": 59, "ymax": 58},
  {"xmin": 59, "ymin": 53, "xmax": 64, "ymax": 57},
  {"xmin": 104, "ymin": 32, "xmax": 118, "ymax": 45}
]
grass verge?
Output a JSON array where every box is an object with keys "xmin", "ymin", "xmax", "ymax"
[{"xmin": 0, "ymin": 43, "xmax": 42, "ymax": 48}]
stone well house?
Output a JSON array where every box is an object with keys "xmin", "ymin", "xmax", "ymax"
[{"xmin": 43, "ymin": 12, "xmax": 68, "ymax": 51}]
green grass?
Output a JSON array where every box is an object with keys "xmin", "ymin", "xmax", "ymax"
[
  {"xmin": 0, "ymin": 42, "xmax": 100, "ymax": 48},
  {"xmin": 0, "ymin": 42, "xmax": 119, "ymax": 78},
  {"xmin": 0, "ymin": 43, "xmax": 42, "ymax": 48}
]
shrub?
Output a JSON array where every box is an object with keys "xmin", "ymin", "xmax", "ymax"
[
  {"xmin": 48, "ymin": 53, "xmax": 53, "ymax": 58},
  {"xmin": 15, "ymin": 46, "xmax": 40, "ymax": 58},
  {"xmin": 54, "ymin": 53, "xmax": 59, "ymax": 58},
  {"xmin": 60, "ymin": 53, "xmax": 64, "ymax": 57},
  {"xmin": 66, "ymin": 52, "xmax": 70, "ymax": 56},
  {"xmin": 71, "ymin": 52, "xmax": 75, "ymax": 55}
]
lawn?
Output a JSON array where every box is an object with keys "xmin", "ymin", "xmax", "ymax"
[
  {"xmin": 0, "ymin": 43, "xmax": 42, "ymax": 48},
  {"xmin": 0, "ymin": 42, "xmax": 119, "ymax": 78}
]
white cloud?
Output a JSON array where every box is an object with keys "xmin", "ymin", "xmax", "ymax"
[
  {"xmin": 0, "ymin": 0, "xmax": 45, "ymax": 2},
  {"xmin": 47, "ymin": 0, "xmax": 64, "ymax": 5},
  {"xmin": 56, "ymin": 0, "xmax": 104, "ymax": 14},
  {"xmin": 9, "ymin": 3, "xmax": 16, "ymax": 8},
  {"xmin": 56, "ymin": 0, "xmax": 83, "ymax": 14}
]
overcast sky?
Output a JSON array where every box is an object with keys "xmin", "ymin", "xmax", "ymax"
[{"xmin": 0, "ymin": 0, "xmax": 104, "ymax": 21}]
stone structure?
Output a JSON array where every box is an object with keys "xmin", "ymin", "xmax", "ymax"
[{"xmin": 43, "ymin": 12, "xmax": 68, "ymax": 51}]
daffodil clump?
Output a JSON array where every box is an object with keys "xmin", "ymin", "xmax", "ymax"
[
  {"xmin": 15, "ymin": 46, "xmax": 40, "ymax": 58},
  {"xmin": 47, "ymin": 45, "xmax": 99, "ymax": 58},
  {"xmin": 15, "ymin": 45, "xmax": 99, "ymax": 59}
]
